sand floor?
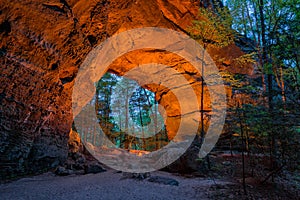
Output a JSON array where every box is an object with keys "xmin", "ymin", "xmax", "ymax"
[{"xmin": 0, "ymin": 170, "xmax": 234, "ymax": 200}]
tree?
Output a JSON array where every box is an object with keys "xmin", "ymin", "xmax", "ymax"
[
  {"xmin": 224, "ymin": 0, "xmax": 300, "ymax": 181},
  {"xmin": 96, "ymin": 73, "xmax": 167, "ymax": 151},
  {"xmin": 188, "ymin": 6, "xmax": 235, "ymax": 169}
]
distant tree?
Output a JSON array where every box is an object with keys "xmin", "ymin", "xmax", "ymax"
[{"xmin": 224, "ymin": 0, "xmax": 300, "ymax": 181}]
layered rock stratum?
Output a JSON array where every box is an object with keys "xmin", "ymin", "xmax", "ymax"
[{"xmin": 0, "ymin": 0, "xmax": 252, "ymax": 179}]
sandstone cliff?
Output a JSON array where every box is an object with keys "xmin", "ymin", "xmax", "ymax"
[{"xmin": 0, "ymin": 0, "xmax": 251, "ymax": 179}]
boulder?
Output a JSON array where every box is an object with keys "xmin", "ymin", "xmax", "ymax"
[
  {"xmin": 148, "ymin": 176, "xmax": 179, "ymax": 186},
  {"xmin": 84, "ymin": 162, "xmax": 106, "ymax": 174},
  {"xmin": 163, "ymin": 137, "xmax": 202, "ymax": 173}
]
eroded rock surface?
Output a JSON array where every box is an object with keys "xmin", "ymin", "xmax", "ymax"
[{"xmin": 0, "ymin": 0, "xmax": 252, "ymax": 179}]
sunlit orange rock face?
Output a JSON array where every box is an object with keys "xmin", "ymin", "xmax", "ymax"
[{"xmin": 0, "ymin": 0, "xmax": 251, "ymax": 178}]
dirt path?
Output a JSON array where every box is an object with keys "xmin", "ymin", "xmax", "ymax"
[{"xmin": 0, "ymin": 170, "xmax": 234, "ymax": 200}]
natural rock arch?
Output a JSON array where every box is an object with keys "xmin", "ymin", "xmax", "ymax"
[{"xmin": 0, "ymin": 0, "xmax": 251, "ymax": 178}]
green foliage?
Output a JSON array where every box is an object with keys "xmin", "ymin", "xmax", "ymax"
[
  {"xmin": 223, "ymin": 0, "xmax": 300, "ymax": 172},
  {"xmin": 188, "ymin": 7, "xmax": 234, "ymax": 48},
  {"xmin": 92, "ymin": 73, "xmax": 169, "ymax": 151},
  {"xmin": 129, "ymin": 87, "xmax": 154, "ymax": 127},
  {"xmin": 233, "ymin": 52, "xmax": 256, "ymax": 67},
  {"xmin": 219, "ymin": 71, "xmax": 244, "ymax": 88}
]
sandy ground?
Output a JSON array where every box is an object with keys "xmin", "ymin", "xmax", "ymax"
[{"xmin": 0, "ymin": 170, "xmax": 234, "ymax": 200}]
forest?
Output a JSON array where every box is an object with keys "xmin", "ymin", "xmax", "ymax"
[
  {"xmin": 73, "ymin": 0, "xmax": 300, "ymax": 198},
  {"xmin": 0, "ymin": 0, "xmax": 299, "ymax": 199}
]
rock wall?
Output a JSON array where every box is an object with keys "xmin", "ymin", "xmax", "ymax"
[{"xmin": 0, "ymin": 0, "xmax": 251, "ymax": 179}]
